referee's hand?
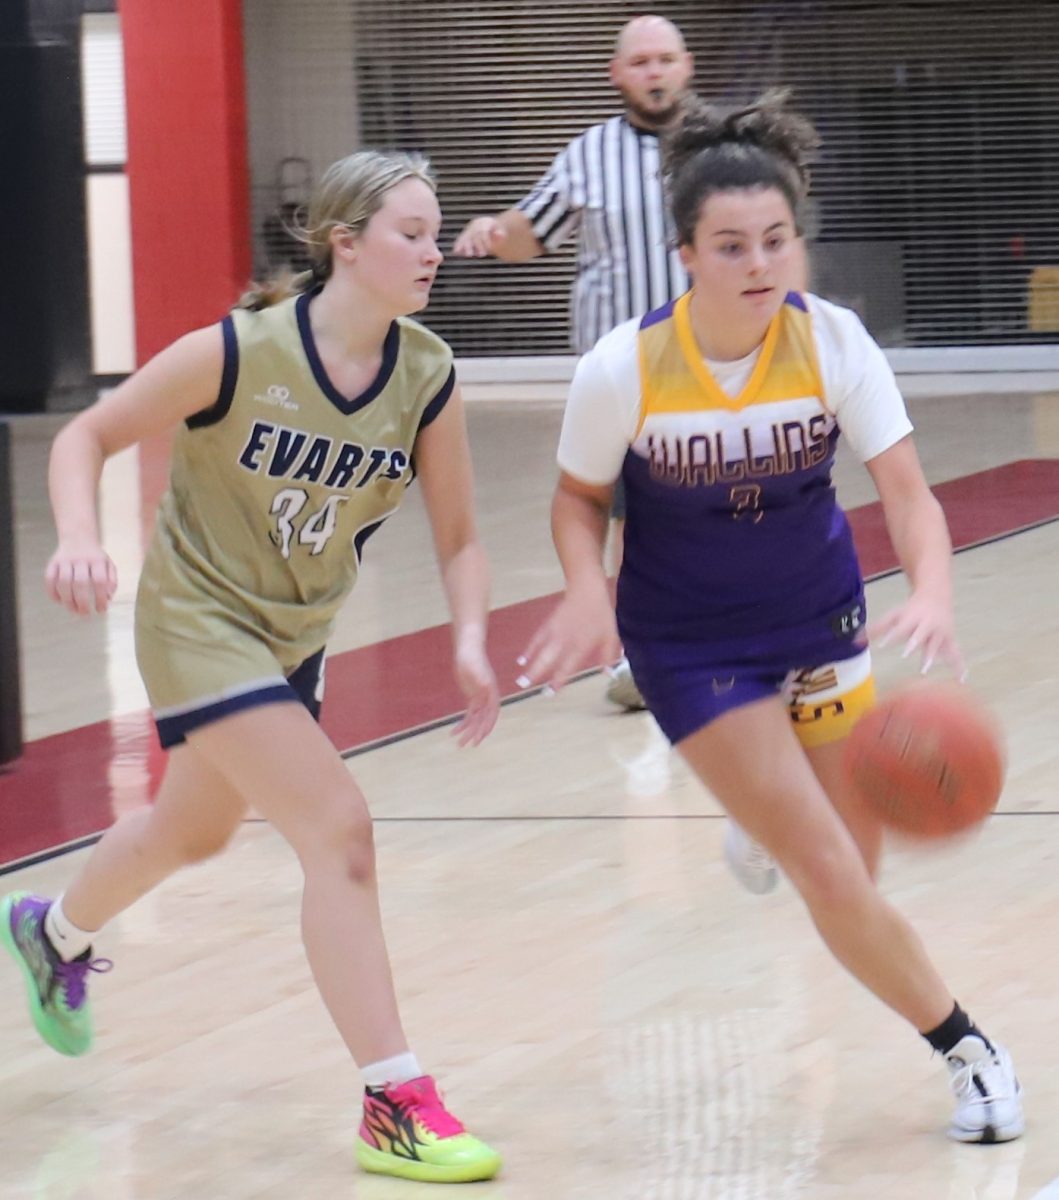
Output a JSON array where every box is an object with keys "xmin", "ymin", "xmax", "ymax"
[{"xmin": 452, "ymin": 217, "xmax": 508, "ymax": 258}]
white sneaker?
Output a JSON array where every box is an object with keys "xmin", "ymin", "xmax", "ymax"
[
  {"xmin": 945, "ymin": 1035, "xmax": 1024, "ymax": 1143},
  {"xmin": 605, "ymin": 658, "xmax": 647, "ymax": 711},
  {"xmin": 723, "ymin": 821, "xmax": 779, "ymax": 894}
]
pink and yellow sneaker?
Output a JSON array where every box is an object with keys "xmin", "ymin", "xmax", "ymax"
[{"xmin": 356, "ymin": 1074, "xmax": 501, "ymax": 1183}]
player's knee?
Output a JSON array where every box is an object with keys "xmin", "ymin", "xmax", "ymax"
[
  {"xmin": 788, "ymin": 843, "xmax": 870, "ymax": 912},
  {"xmin": 859, "ymin": 841, "xmax": 882, "ymax": 884},
  {"xmin": 134, "ymin": 806, "xmax": 238, "ymax": 868},
  {"xmin": 301, "ymin": 796, "xmax": 377, "ymax": 883}
]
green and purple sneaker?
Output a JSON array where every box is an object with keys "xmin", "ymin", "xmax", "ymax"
[{"xmin": 0, "ymin": 892, "xmax": 111, "ymax": 1057}]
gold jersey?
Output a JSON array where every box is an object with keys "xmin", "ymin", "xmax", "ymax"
[{"xmin": 135, "ymin": 289, "xmax": 453, "ymax": 710}]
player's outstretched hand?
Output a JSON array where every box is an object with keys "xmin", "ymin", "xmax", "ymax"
[
  {"xmin": 45, "ymin": 539, "xmax": 118, "ymax": 617},
  {"xmin": 871, "ymin": 592, "xmax": 966, "ymax": 679},
  {"xmin": 517, "ymin": 589, "xmax": 622, "ymax": 694},
  {"xmin": 452, "ymin": 637, "xmax": 500, "ymax": 746}
]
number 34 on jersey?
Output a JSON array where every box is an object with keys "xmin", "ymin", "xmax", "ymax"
[{"xmin": 238, "ymin": 419, "xmax": 412, "ymax": 560}]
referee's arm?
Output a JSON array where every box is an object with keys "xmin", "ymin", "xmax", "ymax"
[{"xmin": 452, "ymin": 208, "xmax": 544, "ymax": 262}]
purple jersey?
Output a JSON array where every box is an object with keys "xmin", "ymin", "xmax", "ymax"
[{"xmin": 617, "ymin": 292, "xmax": 864, "ymax": 649}]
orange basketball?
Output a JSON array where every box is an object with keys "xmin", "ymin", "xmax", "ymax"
[{"xmin": 843, "ymin": 682, "xmax": 1006, "ymax": 839}]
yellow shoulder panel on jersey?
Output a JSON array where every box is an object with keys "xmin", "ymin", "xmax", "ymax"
[{"xmin": 637, "ymin": 293, "xmax": 825, "ymax": 433}]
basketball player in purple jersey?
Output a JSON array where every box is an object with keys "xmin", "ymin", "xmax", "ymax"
[{"xmin": 520, "ymin": 92, "xmax": 1024, "ymax": 1145}]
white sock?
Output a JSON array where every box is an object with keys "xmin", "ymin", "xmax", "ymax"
[
  {"xmin": 43, "ymin": 895, "xmax": 97, "ymax": 963},
  {"xmin": 361, "ymin": 1051, "xmax": 423, "ymax": 1090}
]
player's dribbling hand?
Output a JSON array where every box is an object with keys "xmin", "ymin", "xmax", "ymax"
[
  {"xmin": 452, "ymin": 218, "xmax": 507, "ymax": 258},
  {"xmin": 45, "ymin": 539, "xmax": 118, "ymax": 617},
  {"xmin": 452, "ymin": 633, "xmax": 500, "ymax": 747},
  {"xmin": 517, "ymin": 588, "xmax": 622, "ymax": 694},
  {"xmin": 871, "ymin": 591, "xmax": 966, "ymax": 680}
]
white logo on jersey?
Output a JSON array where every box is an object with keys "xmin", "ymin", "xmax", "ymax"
[{"xmin": 255, "ymin": 384, "xmax": 299, "ymax": 411}]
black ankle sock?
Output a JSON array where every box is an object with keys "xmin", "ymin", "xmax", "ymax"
[{"xmin": 921, "ymin": 1002, "xmax": 993, "ymax": 1055}]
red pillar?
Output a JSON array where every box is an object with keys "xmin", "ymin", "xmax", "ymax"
[{"xmin": 120, "ymin": 0, "xmax": 250, "ymax": 364}]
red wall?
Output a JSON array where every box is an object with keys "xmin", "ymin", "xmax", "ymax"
[{"xmin": 120, "ymin": 0, "xmax": 251, "ymax": 365}]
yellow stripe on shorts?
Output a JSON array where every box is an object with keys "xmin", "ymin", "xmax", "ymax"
[{"xmin": 784, "ymin": 650, "xmax": 876, "ymax": 748}]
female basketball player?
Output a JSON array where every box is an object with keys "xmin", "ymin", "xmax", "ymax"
[
  {"xmin": 519, "ymin": 92, "xmax": 1024, "ymax": 1145},
  {"xmin": 1, "ymin": 151, "xmax": 501, "ymax": 1183}
]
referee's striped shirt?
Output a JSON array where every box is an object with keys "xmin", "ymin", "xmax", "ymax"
[{"xmin": 517, "ymin": 115, "xmax": 689, "ymax": 354}]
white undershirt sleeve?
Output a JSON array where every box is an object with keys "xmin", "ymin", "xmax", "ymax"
[
  {"xmin": 556, "ymin": 323, "xmax": 642, "ymax": 485},
  {"xmin": 810, "ymin": 296, "xmax": 913, "ymax": 462}
]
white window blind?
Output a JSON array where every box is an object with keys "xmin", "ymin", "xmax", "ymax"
[
  {"xmin": 81, "ymin": 12, "xmax": 127, "ymax": 167},
  {"xmin": 244, "ymin": 0, "xmax": 1059, "ymax": 354}
]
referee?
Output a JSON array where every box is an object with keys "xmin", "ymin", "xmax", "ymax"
[{"xmin": 453, "ymin": 14, "xmax": 694, "ymax": 710}]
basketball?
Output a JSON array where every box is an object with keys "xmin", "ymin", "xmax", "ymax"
[{"xmin": 843, "ymin": 682, "xmax": 1006, "ymax": 839}]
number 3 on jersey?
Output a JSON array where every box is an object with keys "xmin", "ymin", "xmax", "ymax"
[
  {"xmin": 269, "ymin": 488, "xmax": 346, "ymax": 558},
  {"xmin": 730, "ymin": 484, "xmax": 764, "ymax": 523}
]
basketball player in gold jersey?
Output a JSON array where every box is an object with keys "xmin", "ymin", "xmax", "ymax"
[{"xmin": 0, "ymin": 151, "xmax": 501, "ymax": 1184}]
